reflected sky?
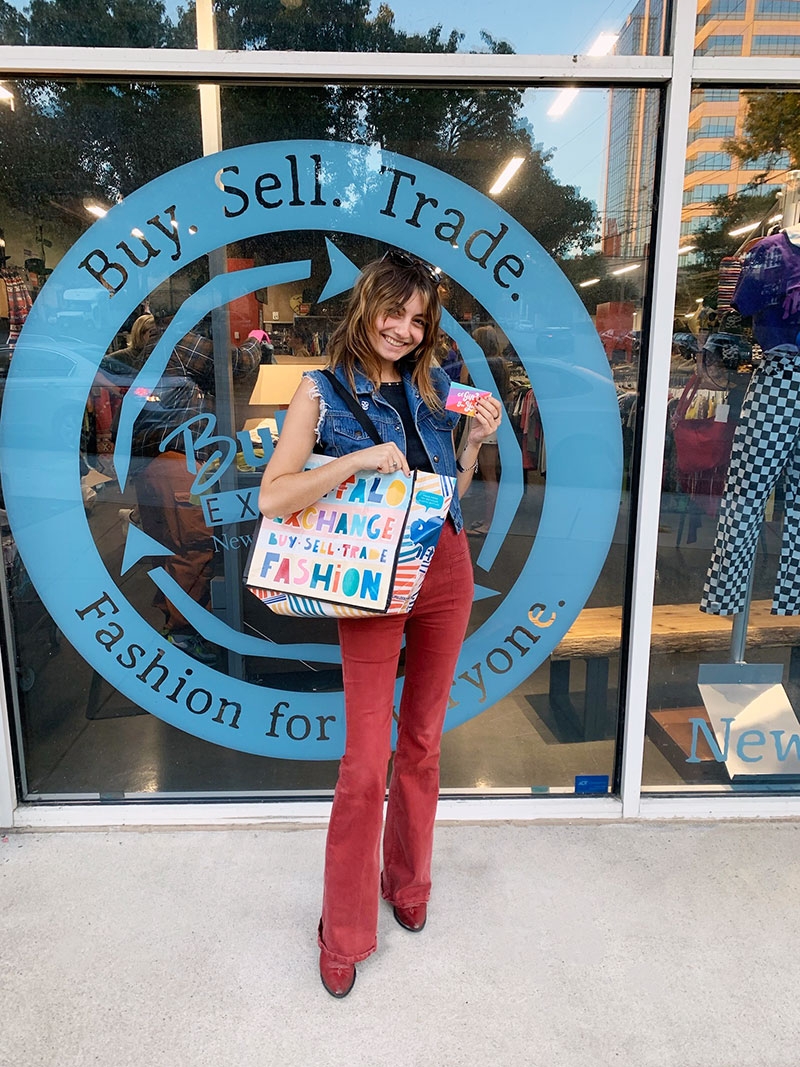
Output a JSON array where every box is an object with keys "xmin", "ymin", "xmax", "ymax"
[{"xmin": 370, "ymin": 0, "xmax": 638, "ymax": 54}]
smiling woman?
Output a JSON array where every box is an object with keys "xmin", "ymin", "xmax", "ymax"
[{"xmin": 251, "ymin": 249, "xmax": 500, "ymax": 994}]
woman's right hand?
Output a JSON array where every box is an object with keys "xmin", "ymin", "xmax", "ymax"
[
  {"xmin": 260, "ymin": 377, "xmax": 410, "ymax": 519},
  {"xmin": 352, "ymin": 442, "xmax": 410, "ymax": 477}
]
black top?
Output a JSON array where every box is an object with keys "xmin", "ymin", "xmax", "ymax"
[{"xmin": 379, "ymin": 382, "xmax": 433, "ymax": 472}]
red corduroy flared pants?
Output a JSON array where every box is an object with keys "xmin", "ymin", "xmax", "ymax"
[{"xmin": 318, "ymin": 519, "xmax": 474, "ymax": 964}]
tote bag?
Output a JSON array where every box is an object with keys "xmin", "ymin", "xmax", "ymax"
[
  {"xmin": 245, "ymin": 372, "xmax": 455, "ymax": 619},
  {"xmin": 671, "ymin": 375, "xmax": 736, "ymax": 475}
]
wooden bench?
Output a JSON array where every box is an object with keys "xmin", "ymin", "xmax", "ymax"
[{"xmin": 549, "ymin": 600, "xmax": 800, "ymax": 741}]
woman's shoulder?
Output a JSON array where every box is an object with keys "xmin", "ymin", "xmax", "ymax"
[
  {"xmin": 302, "ymin": 368, "xmax": 324, "ymax": 387},
  {"xmin": 302, "ymin": 367, "xmax": 337, "ymax": 400}
]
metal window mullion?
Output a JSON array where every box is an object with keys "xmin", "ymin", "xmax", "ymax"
[
  {"xmin": 0, "ymin": 46, "xmax": 672, "ymax": 82},
  {"xmin": 693, "ymin": 55, "xmax": 800, "ymax": 81},
  {"xmin": 0, "ymin": 642, "xmax": 17, "ymax": 828},
  {"xmin": 619, "ymin": 0, "xmax": 697, "ymax": 819},
  {"xmin": 1, "ymin": 46, "xmax": 798, "ymax": 84}
]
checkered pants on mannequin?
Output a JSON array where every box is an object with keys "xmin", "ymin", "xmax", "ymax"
[{"xmin": 702, "ymin": 347, "xmax": 800, "ymax": 616}]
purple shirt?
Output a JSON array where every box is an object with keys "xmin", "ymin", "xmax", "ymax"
[{"xmin": 732, "ymin": 233, "xmax": 800, "ymax": 350}]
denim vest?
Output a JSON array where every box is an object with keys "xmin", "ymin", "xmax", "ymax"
[{"xmin": 305, "ymin": 363, "xmax": 464, "ymax": 533}]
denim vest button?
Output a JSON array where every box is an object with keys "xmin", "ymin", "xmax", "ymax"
[
  {"xmin": 361, "ymin": 400, "xmax": 369, "ymax": 410},
  {"xmin": 434, "ymin": 455, "xmax": 439, "ymax": 462}
]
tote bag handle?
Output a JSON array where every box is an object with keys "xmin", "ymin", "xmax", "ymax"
[
  {"xmin": 671, "ymin": 374, "xmax": 701, "ymax": 429},
  {"xmin": 321, "ymin": 369, "xmax": 384, "ymax": 446}
]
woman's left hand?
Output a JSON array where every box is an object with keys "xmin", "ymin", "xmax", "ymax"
[{"xmin": 467, "ymin": 395, "xmax": 503, "ymax": 447}]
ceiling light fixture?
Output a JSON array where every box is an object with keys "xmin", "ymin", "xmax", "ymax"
[
  {"xmin": 547, "ymin": 88, "xmax": 579, "ymax": 118},
  {"xmin": 729, "ymin": 221, "xmax": 759, "ymax": 237},
  {"xmin": 611, "ymin": 264, "xmax": 640, "ymax": 276},
  {"xmin": 489, "ymin": 157, "xmax": 525, "ymax": 196},
  {"xmin": 579, "ymin": 278, "xmax": 601, "ymax": 288}
]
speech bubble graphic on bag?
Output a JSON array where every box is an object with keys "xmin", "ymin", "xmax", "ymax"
[{"xmin": 0, "ymin": 141, "xmax": 622, "ymax": 759}]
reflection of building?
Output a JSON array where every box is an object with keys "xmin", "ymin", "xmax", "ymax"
[
  {"xmin": 683, "ymin": 0, "xmax": 800, "ymax": 239},
  {"xmin": 602, "ymin": 1, "xmax": 666, "ymax": 260},
  {"xmin": 604, "ymin": 0, "xmax": 797, "ymax": 258},
  {"xmin": 682, "ymin": 86, "xmax": 788, "ymax": 243}
]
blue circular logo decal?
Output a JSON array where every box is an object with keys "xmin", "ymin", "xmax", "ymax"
[{"xmin": 0, "ymin": 141, "xmax": 622, "ymax": 759}]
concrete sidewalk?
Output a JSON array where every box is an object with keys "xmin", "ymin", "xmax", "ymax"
[{"xmin": 1, "ymin": 820, "xmax": 799, "ymax": 1067}]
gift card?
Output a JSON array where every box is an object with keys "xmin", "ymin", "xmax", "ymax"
[{"xmin": 445, "ymin": 381, "xmax": 493, "ymax": 416}]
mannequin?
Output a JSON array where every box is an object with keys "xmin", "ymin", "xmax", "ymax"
[{"xmin": 701, "ymin": 226, "xmax": 800, "ymax": 615}]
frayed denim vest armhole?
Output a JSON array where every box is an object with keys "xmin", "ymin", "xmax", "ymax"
[{"xmin": 302, "ymin": 370, "xmax": 327, "ymax": 445}]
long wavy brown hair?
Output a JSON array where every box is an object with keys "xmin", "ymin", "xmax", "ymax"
[{"xmin": 326, "ymin": 254, "xmax": 443, "ymax": 411}]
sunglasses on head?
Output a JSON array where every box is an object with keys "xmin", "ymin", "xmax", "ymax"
[{"xmin": 381, "ymin": 249, "xmax": 441, "ymax": 285}]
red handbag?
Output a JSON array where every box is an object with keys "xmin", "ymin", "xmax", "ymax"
[{"xmin": 671, "ymin": 375, "xmax": 736, "ymax": 475}]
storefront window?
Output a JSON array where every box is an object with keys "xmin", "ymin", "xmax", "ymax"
[
  {"xmin": 645, "ymin": 89, "xmax": 800, "ymax": 792},
  {"xmin": 0, "ymin": 78, "xmax": 656, "ymax": 799}
]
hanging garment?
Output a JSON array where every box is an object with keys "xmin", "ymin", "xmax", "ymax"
[
  {"xmin": 702, "ymin": 345, "xmax": 800, "ymax": 616},
  {"xmin": 520, "ymin": 389, "xmax": 542, "ymax": 471},
  {"xmin": 0, "ymin": 270, "xmax": 32, "ymax": 348},
  {"xmin": 717, "ymin": 256, "xmax": 743, "ymax": 313},
  {"xmin": 732, "ymin": 233, "xmax": 800, "ymax": 350},
  {"xmin": 520, "ymin": 389, "xmax": 534, "ymax": 469}
]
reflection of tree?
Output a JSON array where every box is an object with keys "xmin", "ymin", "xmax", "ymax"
[
  {"xmin": 559, "ymin": 253, "xmax": 619, "ymax": 315},
  {"xmin": 213, "ymin": 0, "xmax": 460, "ymax": 53},
  {"xmin": 218, "ymin": 5, "xmax": 596, "ymax": 257},
  {"xmin": 724, "ymin": 91, "xmax": 800, "ymax": 171},
  {"xmin": 0, "ymin": 77, "xmax": 201, "ymax": 228},
  {"xmin": 676, "ymin": 191, "xmax": 778, "ymax": 310},
  {"xmin": 1, "ymin": 0, "xmax": 193, "ymax": 46},
  {"xmin": 1, "ymin": 0, "xmax": 596, "ymax": 260},
  {"xmin": 0, "ymin": 0, "xmax": 26, "ymax": 43}
]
